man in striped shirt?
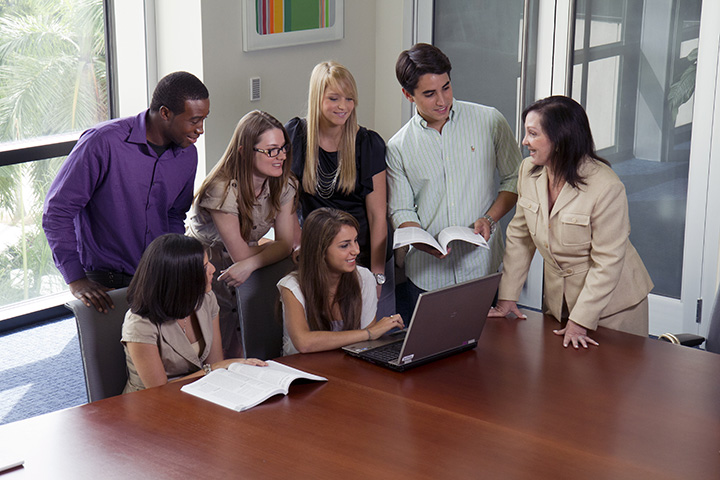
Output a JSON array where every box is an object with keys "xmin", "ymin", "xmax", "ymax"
[{"xmin": 387, "ymin": 43, "xmax": 522, "ymax": 317}]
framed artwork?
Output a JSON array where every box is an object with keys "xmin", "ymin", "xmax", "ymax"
[{"xmin": 242, "ymin": 0, "xmax": 344, "ymax": 52}]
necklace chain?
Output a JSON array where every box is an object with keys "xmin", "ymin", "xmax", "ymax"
[
  {"xmin": 315, "ymin": 157, "xmax": 339, "ymax": 199},
  {"xmin": 179, "ymin": 318, "xmax": 187, "ymax": 335}
]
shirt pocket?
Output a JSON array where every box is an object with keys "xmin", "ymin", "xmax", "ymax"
[
  {"xmin": 517, "ymin": 197, "xmax": 539, "ymax": 236},
  {"xmin": 560, "ymin": 213, "xmax": 591, "ymax": 246}
]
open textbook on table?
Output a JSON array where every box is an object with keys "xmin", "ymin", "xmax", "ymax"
[
  {"xmin": 181, "ymin": 360, "xmax": 327, "ymax": 411},
  {"xmin": 393, "ymin": 226, "xmax": 489, "ymax": 256}
]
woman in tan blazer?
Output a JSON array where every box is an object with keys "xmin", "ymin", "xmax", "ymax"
[
  {"xmin": 489, "ymin": 96, "xmax": 653, "ymax": 348},
  {"xmin": 121, "ymin": 234, "xmax": 266, "ymax": 393}
]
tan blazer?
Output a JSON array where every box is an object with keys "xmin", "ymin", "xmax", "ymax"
[
  {"xmin": 499, "ymin": 157, "xmax": 653, "ymax": 331},
  {"xmin": 121, "ymin": 291, "xmax": 219, "ymax": 392}
]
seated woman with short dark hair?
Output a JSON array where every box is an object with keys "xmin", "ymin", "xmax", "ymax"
[{"xmin": 121, "ymin": 234, "xmax": 265, "ymax": 393}]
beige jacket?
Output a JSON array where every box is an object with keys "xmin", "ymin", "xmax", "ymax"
[
  {"xmin": 121, "ymin": 292, "xmax": 219, "ymax": 392},
  {"xmin": 499, "ymin": 157, "xmax": 653, "ymax": 331}
]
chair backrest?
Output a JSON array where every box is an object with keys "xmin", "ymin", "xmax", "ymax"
[
  {"xmin": 237, "ymin": 257, "xmax": 294, "ymax": 360},
  {"xmin": 66, "ymin": 288, "xmax": 129, "ymax": 402}
]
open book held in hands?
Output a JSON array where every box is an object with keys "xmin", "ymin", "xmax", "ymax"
[
  {"xmin": 181, "ymin": 360, "xmax": 327, "ymax": 412},
  {"xmin": 393, "ymin": 226, "xmax": 489, "ymax": 256}
]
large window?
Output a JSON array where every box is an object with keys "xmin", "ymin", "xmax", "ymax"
[{"xmin": 0, "ymin": 0, "xmax": 110, "ymax": 310}]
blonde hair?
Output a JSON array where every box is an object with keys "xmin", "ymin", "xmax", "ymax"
[
  {"xmin": 304, "ymin": 61, "xmax": 359, "ymax": 195},
  {"xmin": 195, "ymin": 110, "xmax": 293, "ymax": 239}
]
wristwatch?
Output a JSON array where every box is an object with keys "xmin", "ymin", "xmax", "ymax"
[
  {"xmin": 202, "ymin": 364, "xmax": 212, "ymax": 375},
  {"xmin": 483, "ymin": 214, "xmax": 497, "ymax": 235},
  {"xmin": 373, "ymin": 273, "xmax": 386, "ymax": 285}
]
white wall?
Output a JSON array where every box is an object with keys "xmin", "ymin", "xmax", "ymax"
[
  {"xmin": 112, "ymin": 0, "xmax": 148, "ymax": 117},
  {"xmin": 153, "ymin": 0, "xmax": 207, "ymax": 187},
  {"xmin": 374, "ymin": 0, "xmax": 413, "ymax": 141},
  {"xmin": 196, "ymin": 0, "xmax": 407, "ymax": 174}
]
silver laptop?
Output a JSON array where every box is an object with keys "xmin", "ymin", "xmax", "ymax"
[{"xmin": 343, "ymin": 273, "xmax": 501, "ymax": 371}]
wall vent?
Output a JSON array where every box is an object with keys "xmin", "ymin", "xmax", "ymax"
[{"xmin": 250, "ymin": 77, "xmax": 261, "ymax": 102}]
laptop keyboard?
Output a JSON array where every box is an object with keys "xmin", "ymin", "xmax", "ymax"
[{"xmin": 363, "ymin": 341, "xmax": 403, "ymax": 362}]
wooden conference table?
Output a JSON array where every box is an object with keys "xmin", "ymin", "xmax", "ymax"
[{"xmin": 1, "ymin": 311, "xmax": 718, "ymax": 479}]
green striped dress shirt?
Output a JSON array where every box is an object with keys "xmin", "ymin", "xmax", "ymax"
[{"xmin": 386, "ymin": 100, "xmax": 522, "ymax": 291}]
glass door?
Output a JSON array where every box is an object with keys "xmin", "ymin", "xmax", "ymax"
[{"xmin": 432, "ymin": 0, "xmax": 539, "ymax": 141}]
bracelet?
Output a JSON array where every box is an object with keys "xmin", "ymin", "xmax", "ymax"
[
  {"xmin": 365, "ymin": 327, "xmax": 372, "ymax": 341},
  {"xmin": 202, "ymin": 364, "xmax": 212, "ymax": 375},
  {"xmin": 483, "ymin": 214, "xmax": 497, "ymax": 235}
]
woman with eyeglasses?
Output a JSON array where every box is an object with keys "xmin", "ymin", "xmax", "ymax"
[
  {"xmin": 285, "ymin": 61, "xmax": 395, "ymax": 319},
  {"xmin": 122, "ymin": 234, "xmax": 266, "ymax": 393},
  {"xmin": 187, "ymin": 110, "xmax": 298, "ymax": 358}
]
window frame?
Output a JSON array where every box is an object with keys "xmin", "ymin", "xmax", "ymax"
[{"xmin": 0, "ymin": 0, "xmax": 147, "ymax": 327}]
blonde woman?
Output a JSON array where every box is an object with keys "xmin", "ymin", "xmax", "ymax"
[
  {"xmin": 285, "ymin": 61, "xmax": 395, "ymax": 318},
  {"xmin": 187, "ymin": 110, "xmax": 298, "ymax": 357}
]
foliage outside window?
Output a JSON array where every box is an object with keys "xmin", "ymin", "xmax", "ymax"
[{"xmin": 0, "ymin": 0, "xmax": 108, "ymax": 308}]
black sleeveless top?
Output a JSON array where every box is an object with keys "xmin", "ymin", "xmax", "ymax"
[{"xmin": 285, "ymin": 117, "xmax": 391, "ymax": 266}]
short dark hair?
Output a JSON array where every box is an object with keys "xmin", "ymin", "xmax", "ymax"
[
  {"xmin": 522, "ymin": 95, "xmax": 609, "ymax": 188},
  {"xmin": 395, "ymin": 43, "xmax": 452, "ymax": 94},
  {"xmin": 149, "ymin": 71, "xmax": 209, "ymax": 114},
  {"xmin": 127, "ymin": 234, "xmax": 207, "ymax": 325}
]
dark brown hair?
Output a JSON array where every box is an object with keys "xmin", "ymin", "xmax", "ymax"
[
  {"xmin": 395, "ymin": 43, "xmax": 452, "ymax": 94},
  {"xmin": 297, "ymin": 208, "xmax": 362, "ymax": 331},
  {"xmin": 127, "ymin": 234, "xmax": 206, "ymax": 325},
  {"xmin": 522, "ymin": 95, "xmax": 609, "ymax": 188}
]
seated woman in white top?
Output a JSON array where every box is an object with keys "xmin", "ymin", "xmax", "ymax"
[
  {"xmin": 121, "ymin": 234, "xmax": 265, "ymax": 393},
  {"xmin": 277, "ymin": 208, "xmax": 404, "ymax": 355}
]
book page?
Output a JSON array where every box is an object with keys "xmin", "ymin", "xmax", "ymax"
[
  {"xmin": 437, "ymin": 226, "xmax": 489, "ymax": 251},
  {"xmin": 181, "ymin": 361, "xmax": 327, "ymax": 412},
  {"xmin": 392, "ymin": 227, "xmax": 445, "ymax": 254},
  {"xmin": 181, "ymin": 369, "xmax": 279, "ymax": 411},
  {"xmin": 228, "ymin": 360, "xmax": 327, "ymax": 392}
]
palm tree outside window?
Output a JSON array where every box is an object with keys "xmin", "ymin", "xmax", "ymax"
[{"xmin": 0, "ymin": 0, "xmax": 109, "ymax": 309}]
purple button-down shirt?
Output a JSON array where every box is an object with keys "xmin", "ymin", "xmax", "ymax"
[{"xmin": 43, "ymin": 110, "xmax": 197, "ymax": 284}]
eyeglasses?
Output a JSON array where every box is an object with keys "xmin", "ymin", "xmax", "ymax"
[{"xmin": 253, "ymin": 144, "xmax": 289, "ymax": 158}]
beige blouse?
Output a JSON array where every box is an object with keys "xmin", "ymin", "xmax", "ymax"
[
  {"xmin": 186, "ymin": 177, "xmax": 297, "ymax": 247},
  {"xmin": 121, "ymin": 291, "xmax": 219, "ymax": 393}
]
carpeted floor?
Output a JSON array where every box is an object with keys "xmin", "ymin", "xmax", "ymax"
[{"xmin": 0, "ymin": 316, "xmax": 87, "ymax": 425}]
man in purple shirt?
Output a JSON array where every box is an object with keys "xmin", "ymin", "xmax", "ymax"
[{"xmin": 43, "ymin": 71, "xmax": 210, "ymax": 313}]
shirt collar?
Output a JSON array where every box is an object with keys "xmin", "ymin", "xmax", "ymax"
[
  {"xmin": 129, "ymin": 109, "xmax": 186, "ymax": 157},
  {"xmin": 257, "ymin": 179, "xmax": 271, "ymax": 200},
  {"xmin": 415, "ymin": 98, "xmax": 457, "ymax": 130},
  {"xmin": 128, "ymin": 110, "xmax": 150, "ymax": 145}
]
